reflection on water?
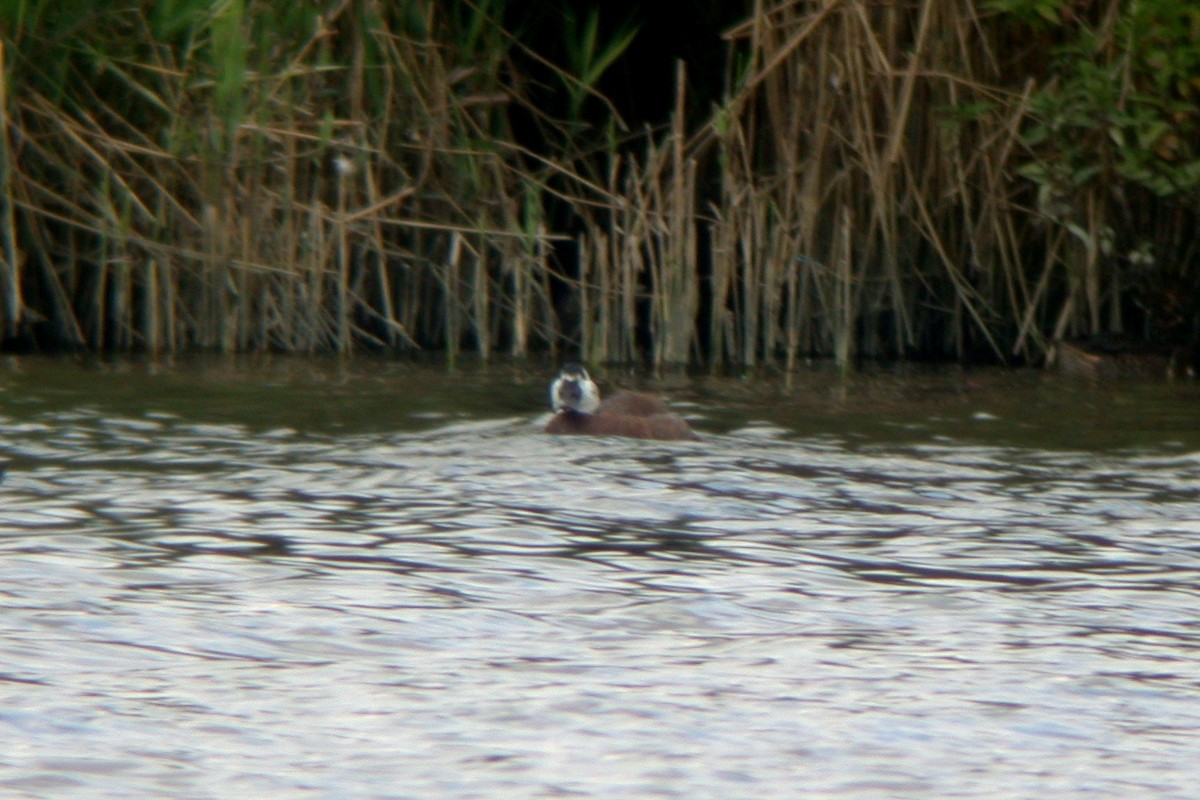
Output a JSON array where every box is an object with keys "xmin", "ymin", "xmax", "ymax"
[{"xmin": 1, "ymin": 357, "xmax": 1200, "ymax": 799}]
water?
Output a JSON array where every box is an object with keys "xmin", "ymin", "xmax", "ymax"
[{"xmin": 2, "ymin": 356, "xmax": 1199, "ymax": 799}]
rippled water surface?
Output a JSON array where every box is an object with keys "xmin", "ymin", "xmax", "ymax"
[{"xmin": 2, "ymin": 356, "xmax": 1199, "ymax": 799}]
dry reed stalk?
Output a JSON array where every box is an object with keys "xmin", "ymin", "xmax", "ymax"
[
  {"xmin": 334, "ymin": 157, "xmax": 352, "ymax": 355},
  {"xmin": 142, "ymin": 258, "xmax": 159, "ymax": 353},
  {"xmin": 604, "ymin": 156, "xmax": 641, "ymax": 363},
  {"xmin": 9, "ymin": 0, "xmax": 1176, "ymax": 366},
  {"xmin": 833, "ymin": 206, "xmax": 854, "ymax": 370},
  {"xmin": 357, "ymin": 149, "xmax": 408, "ymax": 350},
  {"xmin": 2, "ymin": 1, "xmax": 573, "ymax": 357},
  {"xmin": 665, "ymin": 61, "xmax": 699, "ymax": 365},
  {"xmin": 472, "ymin": 239, "xmax": 491, "ymax": 358},
  {"xmin": 444, "ymin": 231, "xmax": 463, "ymax": 364},
  {"xmin": 706, "ymin": 183, "xmax": 737, "ymax": 364},
  {"xmin": 706, "ymin": 0, "xmax": 1054, "ymax": 365},
  {"xmin": 0, "ymin": 39, "xmax": 23, "ymax": 339},
  {"xmin": 508, "ymin": 243, "xmax": 530, "ymax": 358},
  {"xmin": 579, "ymin": 225, "xmax": 615, "ymax": 364},
  {"xmin": 575, "ymin": 230, "xmax": 591, "ymax": 361},
  {"xmin": 739, "ymin": 197, "xmax": 765, "ymax": 366}
]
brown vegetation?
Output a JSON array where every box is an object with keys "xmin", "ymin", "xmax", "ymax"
[{"xmin": 1, "ymin": 1, "xmax": 1196, "ymax": 366}]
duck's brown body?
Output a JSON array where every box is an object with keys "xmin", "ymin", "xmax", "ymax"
[
  {"xmin": 545, "ymin": 397, "xmax": 698, "ymax": 441},
  {"xmin": 544, "ymin": 365, "xmax": 698, "ymax": 441}
]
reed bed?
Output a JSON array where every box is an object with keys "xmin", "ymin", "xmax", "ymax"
[
  {"xmin": 579, "ymin": 0, "xmax": 1197, "ymax": 367},
  {"xmin": 1, "ymin": 1, "xmax": 566, "ymax": 357},
  {"xmin": 695, "ymin": 0, "xmax": 1130, "ymax": 366},
  {"xmin": 1, "ymin": 0, "xmax": 1195, "ymax": 366}
]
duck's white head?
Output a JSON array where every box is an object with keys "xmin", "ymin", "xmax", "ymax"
[{"xmin": 550, "ymin": 363, "xmax": 601, "ymax": 414}]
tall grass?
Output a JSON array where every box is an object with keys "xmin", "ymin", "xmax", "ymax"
[
  {"xmin": 0, "ymin": 0, "xmax": 568, "ymax": 355},
  {"xmin": 575, "ymin": 0, "xmax": 1196, "ymax": 366},
  {"xmin": 696, "ymin": 0, "xmax": 1050, "ymax": 365},
  {"xmin": 0, "ymin": 0, "xmax": 1195, "ymax": 365}
]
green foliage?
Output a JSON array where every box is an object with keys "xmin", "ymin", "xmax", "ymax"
[
  {"xmin": 992, "ymin": 0, "xmax": 1200, "ymax": 347},
  {"xmin": 451, "ymin": 0, "xmax": 501, "ymax": 57},
  {"xmin": 982, "ymin": 0, "xmax": 1064, "ymax": 28},
  {"xmin": 209, "ymin": 0, "xmax": 247, "ymax": 151},
  {"xmin": 1012, "ymin": 0, "xmax": 1200, "ymax": 207},
  {"xmin": 560, "ymin": 7, "xmax": 639, "ymax": 121},
  {"xmin": 148, "ymin": 0, "xmax": 208, "ymax": 42}
]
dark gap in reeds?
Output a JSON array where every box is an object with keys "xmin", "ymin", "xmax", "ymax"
[{"xmin": 1, "ymin": 1, "xmax": 1196, "ymax": 367}]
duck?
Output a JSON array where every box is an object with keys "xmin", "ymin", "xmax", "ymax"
[{"xmin": 544, "ymin": 363, "xmax": 698, "ymax": 441}]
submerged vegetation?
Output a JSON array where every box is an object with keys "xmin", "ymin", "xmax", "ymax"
[{"xmin": 0, "ymin": 0, "xmax": 1196, "ymax": 367}]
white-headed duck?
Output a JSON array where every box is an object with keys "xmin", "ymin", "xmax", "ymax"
[{"xmin": 544, "ymin": 363, "xmax": 698, "ymax": 441}]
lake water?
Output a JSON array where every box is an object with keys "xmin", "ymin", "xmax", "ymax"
[{"xmin": 1, "ymin": 356, "xmax": 1199, "ymax": 799}]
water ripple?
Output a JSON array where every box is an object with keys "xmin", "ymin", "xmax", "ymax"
[{"xmin": 1, "ymin": 376, "xmax": 1200, "ymax": 799}]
